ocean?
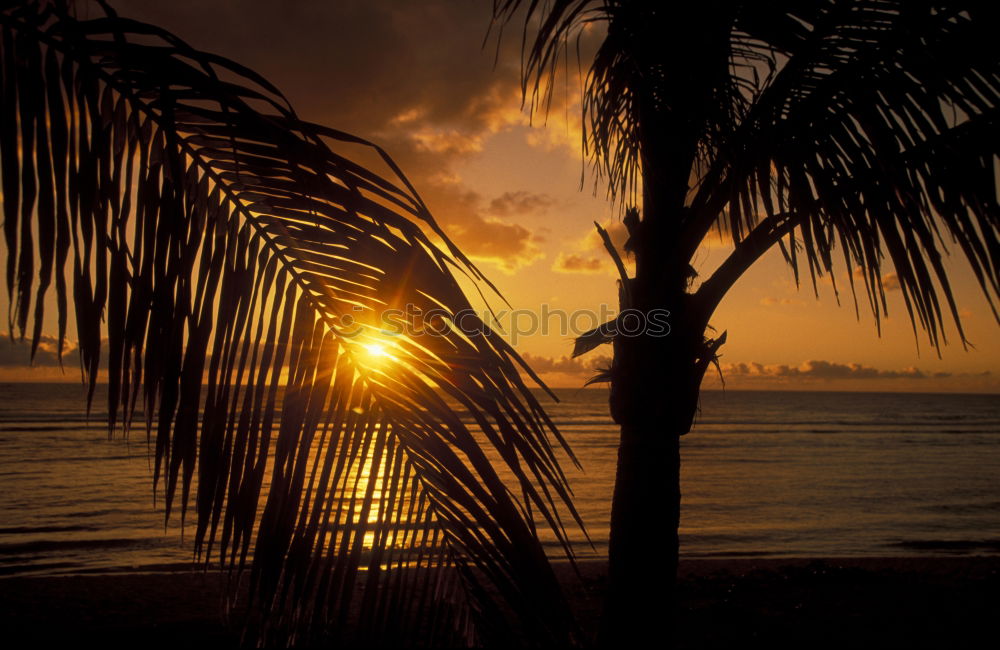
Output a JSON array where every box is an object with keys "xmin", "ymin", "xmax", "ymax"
[{"xmin": 1, "ymin": 383, "xmax": 998, "ymax": 577}]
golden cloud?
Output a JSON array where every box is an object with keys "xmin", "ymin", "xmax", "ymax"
[
  {"xmin": 552, "ymin": 253, "xmax": 605, "ymax": 274},
  {"xmin": 552, "ymin": 220, "xmax": 628, "ymax": 275}
]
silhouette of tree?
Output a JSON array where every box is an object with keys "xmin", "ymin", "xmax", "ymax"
[
  {"xmin": 495, "ymin": 0, "xmax": 999, "ymax": 645},
  {"xmin": 0, "ymin": 1, "xmax": 585, "ymax": 646}
]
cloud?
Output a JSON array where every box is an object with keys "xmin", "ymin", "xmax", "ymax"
[
  {"xmin": 583, "ymin": 221, "xmax": 630, "ymax": 257},
  {"xmin": 445, "ymin": 216, "xmax": 544, "ymax": 272},
  {"xmin": 520, "ymin": 352, "xmax": 610, "ymax": 377},
  {"xmin": 110, "ymin": 0, "xmax": 553, "ymax": 273},
  {"xmin": 553, "ymin": 253, "xmax": 605, "ymax": 274},
  {"xmin": 881, "ymin": 272, "xmax": 901, "ymax": 292},
  {"xmin": 0, "ymin": 332, "xmax": 104, "ymax": 381},
  {"xmin": 404, "ymin": 177, "xmax": 543, "ymax": 272},
  {"xmin": 720, "ymin": 359, "xmax": 929, "ymax": 380},
  {"xmin": 552, "ymin": 221, "xmax": 630, "ymax": 275},
  {"xmin": 0, "ymin": 332, "xmax": 80, "ymax": 367},
  {"xmin": 515, "ymin": 353, "xmax": 993, "ymax": 390},
  {"xmin": 849, "ymin": 267, "xmax": 902, "ymax": 292},
  {"xmin": 111, "ymin": 1, "xmax": 523, "ymax": 137},
  {"xmin": 488, "ymin": 191, "xmax": 556, "ymax": 218}
]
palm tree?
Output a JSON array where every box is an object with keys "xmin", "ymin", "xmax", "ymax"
[
  {"xmin": 494, "ymin": 0, "xmax": 999, "ymax": 646},
  {"xmin": 0, "ymin": 1, "xmax": 585, "ymax": 646}
]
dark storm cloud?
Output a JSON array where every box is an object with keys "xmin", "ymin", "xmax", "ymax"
[
  {"xmin": 109, "ymin": 0, "xmax": 546, "ymax": 269},
  {"xmin": 110, "ymin": 0, "xmax": 513, "ymax": 130}
]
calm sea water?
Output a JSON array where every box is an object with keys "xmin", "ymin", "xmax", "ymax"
[{"xmin": 1, "ymin": 383, "xmax": 998, "ymax": 576}]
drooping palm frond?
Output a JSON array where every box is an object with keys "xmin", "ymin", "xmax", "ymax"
[
  {"xmin": 0, "ymin": 1, "xmax": 583, "ymax": 646},
  {"xmin": 498, "ymin": 0, "xmax": 1000, "ymax": 352},
  {"xmin": 494, "ymin": 0, "xmax": 740, "ymax": 208},
  {"xmin": 493, "ymin": 0, "xmax": 645, "ymax": 205},
  {"xmin": 691, "ymin": 0, "xmax": 1000, "ymax": 349}
]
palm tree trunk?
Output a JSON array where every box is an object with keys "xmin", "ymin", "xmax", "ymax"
[
  {"xmin": 601, "ymin": 419, "xmax": 682, "ymax": 647},
  {"xmin": 595, "ymin": 7, "xmax": 732, "ymax": 645},
  {"xmin": 600, "ymin": 284, "xmax": 704, "ymax": 647}
]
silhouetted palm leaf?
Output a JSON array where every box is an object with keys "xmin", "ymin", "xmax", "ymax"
[
  {"xmin": 496, "ymin": 0, "xmax": 1000, "ymax": 348},
  {"xmin": 690, "ymin": 1, "xmax": 1000, "ymax": 346},
  {"xmin": 1, "ymin": 1, "xmax": 582, "ymax": 646}
]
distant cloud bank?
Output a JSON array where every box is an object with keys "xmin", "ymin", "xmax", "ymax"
[
  {"xmin": 517, "ymin": 350, "xmax": 995, "ymax": 392},
  {"xmin": 0, "ymin": 332, "xmax": 79, "ymax": 367},
  {"xmin": 720, "ymin": 360, "xmax": 946, "ymax": 380}
]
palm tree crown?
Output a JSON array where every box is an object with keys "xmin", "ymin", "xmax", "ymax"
[
  {"xmin": 1, "ymin": 1, "xmax": 584, "ymax": 646},
  {"xmin": 499, "ymin": 0, "xmax": 998, "ymax": 342}
]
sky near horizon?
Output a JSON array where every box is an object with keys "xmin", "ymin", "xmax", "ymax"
[{"xmin": 1, "ymin": 0, "xmax": 997, "ymax": 392}]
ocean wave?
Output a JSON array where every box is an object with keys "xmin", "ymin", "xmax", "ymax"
[
  {"xmin": 0, "ymin": 524, "xmax": 99, "ymax": 535},
  {"xmin": 0, "ymin": 537, "xmax": 164, "ymax": 556},
  {"xmin": 886, "ymin": 539, "xmax": 1000, "ymax": 552}
]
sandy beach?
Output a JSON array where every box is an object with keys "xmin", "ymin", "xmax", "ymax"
[{"xmin": 1, "ymin": 556, "xmax": 997, "ymax": 647}]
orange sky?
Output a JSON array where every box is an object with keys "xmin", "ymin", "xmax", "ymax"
[{"xmin": 1, "ymin": 0, "xmax": 997, "ymax": 393}]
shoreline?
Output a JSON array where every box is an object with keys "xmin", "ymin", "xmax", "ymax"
[{"xmin": 2, "ymin": 555, "xmax": 997, "ymax": 646}]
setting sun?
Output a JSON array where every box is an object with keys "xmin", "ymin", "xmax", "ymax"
[
  {"xmin": 358, "ymin": 341, "xmax": 400, "ymax": 369},
  {"xmin": 364, "ymin": 343, "xmax": 389, "ymax": 359}
]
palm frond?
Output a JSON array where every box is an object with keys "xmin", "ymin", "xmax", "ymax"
[
  {"xmin": 691, "ymin": 0, "xmax": 1000, "ymax": 348},
  {"xmin": 500, "ymin": 0, "xmax": 1000, "ymax": 349},
  {"xmin": 495, "ymin": 1, "xmax": 743, "ymax": 210},
  {"xmin": 494, "ymin": 0, "xmax": 638, "ymax": 202},
  {"xmin": 0, "ymin": 1, "xmax": 583, "ymax": 646}
]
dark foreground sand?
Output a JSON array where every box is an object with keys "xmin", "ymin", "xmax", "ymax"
[{"xmin": 1, "ymin": 557, "xmax": 997, "ymax": 647}]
